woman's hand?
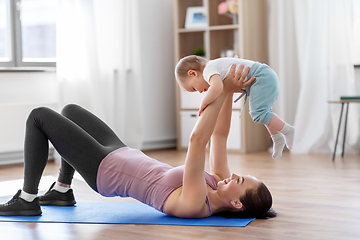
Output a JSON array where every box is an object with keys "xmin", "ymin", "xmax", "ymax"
[{"xmin": 223, "ymin": 64, "xmax": 256, "ymax": 94}]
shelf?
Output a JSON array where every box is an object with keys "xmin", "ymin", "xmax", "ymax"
[
  {"xmin": 208, "ymin": 0, "xmax": 236, "ymax": 26},
  {"xmin": 176, "ymin": 0, "xmax": 204, "ymax": 29},
  {"xmin": 178, "ymin": 28, "xmax": 206, "ymax": 33},
  {"xmin": 177, "ymin": 25, "xmax": 239, "ymax": 59},
  {"xmin": 177, "ymin": 24, "xmax": 238, "ymax": 33},
  {"xmin": 176, "ymin": 0, "xmax": 236, "ymax": 29},
  {"xmin": 178, "ymin": 31, "xmax": 205, "ymax": 58},
  {"xmin": 209, "ymin": 29, "xmax": 237, "ymax": 59},
  {"xmin": 209, "ymin": 25, "xmax": 238, "ymax": 31}
]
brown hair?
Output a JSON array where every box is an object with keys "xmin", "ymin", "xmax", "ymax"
[
  {"xmin": 214, "ymin": 182, "xmax": 276, "ymax": 219},
  {"xmin": 174, "ymin": 55, "xmax": 207, "ymax": 84}
]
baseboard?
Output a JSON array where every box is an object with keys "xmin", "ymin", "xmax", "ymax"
[
  {"xmin": 0, "ymin": 151, "xmax": 24, "ymax": 165},
  {"xmin": 0, "ymin": 149, "xmax": 55, "ymax": 166}
]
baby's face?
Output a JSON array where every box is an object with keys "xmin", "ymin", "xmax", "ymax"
[{"xmin": 182, "ymin": 75, "xmax": 209, "ymax": 93}]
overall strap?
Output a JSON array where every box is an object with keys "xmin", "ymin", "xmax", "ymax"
[{"xmin": 234, "ymin": 92, "xmax": 248, "ymax": 118}]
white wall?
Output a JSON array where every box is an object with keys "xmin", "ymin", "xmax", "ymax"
[
  {"xmin": 0, "ymin": 72, "xmax": 58, "ymax": 164},
  {"xmin": 0, "ymin": 0, "xmax": 176, "ymax": 164},
  {"xmin": 138, "ymin": 0, "xmax": 176, "ymax": 149}
]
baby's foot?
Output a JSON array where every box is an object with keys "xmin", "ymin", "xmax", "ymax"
[
  {"xmin": 271, "ymin": 133, "xmax": 285, "ymax": 159},
  {"xmin": 280, "ymin": 124, "xmax": 295, "ymax": 149}
]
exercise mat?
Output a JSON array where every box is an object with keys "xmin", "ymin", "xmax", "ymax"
[{"xmin": 0, "ymin": 202, "xmax": 254, "ymax": 227}]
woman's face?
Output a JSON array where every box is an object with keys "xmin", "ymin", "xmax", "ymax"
[{"xmin": 217, "ymin": 173, "xmax": 260, "ymax": 203}]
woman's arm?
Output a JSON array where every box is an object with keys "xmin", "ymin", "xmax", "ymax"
[
  {"xmin": 176, "ymin": 65, "xmax": 254, "ymax": 218},
  {"xmin": 209, "ymin": 66, "xmax": 254, "ymax": 180},
  {"xmin": 178, "ymin": 87, "xmax": 229, "ymax": 217},
  {"xmin": 209, "ymin": 92, "xmax": 233, "ymax": 180}
]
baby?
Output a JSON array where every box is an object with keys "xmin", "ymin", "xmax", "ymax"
[{"xmin": 175, "ymin": 55, "xmax": 295, "ymax": 159}]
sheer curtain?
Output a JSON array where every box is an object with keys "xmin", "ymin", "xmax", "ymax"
[
  {"xmin": 268, "ymin": 0, "xmax": 360, "ymax": 154},
  {"xmin": 56, "ymin": 0, "xmax": 144, "ymax": 148}
]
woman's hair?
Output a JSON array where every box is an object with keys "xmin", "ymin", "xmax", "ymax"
[
  {"xmin": 174, "ymin": 55, "xmax": 207, "ymax": 83},
  {"xmin": 214, "ymin": 182, "xmax": 276, "ymax": 219}
]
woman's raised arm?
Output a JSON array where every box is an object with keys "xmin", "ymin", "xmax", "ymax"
[
  {"xmin": 210, "ymin": 65, "xmax": 254, "ymax": 180},
  {"xmin": 176, "ymin": 65, "xmax": 255, "ymax": 217}
]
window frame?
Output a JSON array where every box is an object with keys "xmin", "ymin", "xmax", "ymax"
[{"xmin": 0, "ymin": 0, "xmax": 56, "ymax": 69}]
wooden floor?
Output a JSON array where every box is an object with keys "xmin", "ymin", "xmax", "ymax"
[{"xmin": 0, "ymin": 149, "xmax": 359, "ymax": 240}]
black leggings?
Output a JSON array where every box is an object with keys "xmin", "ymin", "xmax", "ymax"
[{"xmin": 23, "ymin": 104, "xmax": 126, "ymax": 194}]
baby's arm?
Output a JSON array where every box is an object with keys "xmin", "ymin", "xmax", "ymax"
[{"xmin": 199, "ymin": 75, "xmax": 223, "ymax": 116}]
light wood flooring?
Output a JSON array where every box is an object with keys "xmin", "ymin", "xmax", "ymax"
[{"xmin": 0, "ymin": 149, "xmax": 359, "ymax": 240}]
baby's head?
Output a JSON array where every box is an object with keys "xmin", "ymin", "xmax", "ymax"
[{"xmin": 175, "ymin": 55, "xmax": 208, "ymax": 93}]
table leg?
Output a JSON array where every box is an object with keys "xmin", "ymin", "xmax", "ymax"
[
  {"xmin": 333, "ymin": 103, "xmax": 344, "ymax": 162},
  {"xmin": 341, "ymin": 103, "xmax": 349, "ymax": 158}
]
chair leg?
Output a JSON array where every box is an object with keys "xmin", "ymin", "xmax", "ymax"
[
  {"xmin": 333, "ymin": 103, "xmax": 344, "ymax": 162},
  {"xmin": 341, "ymin": 103, "xmax": 349, "ymax": 158}
]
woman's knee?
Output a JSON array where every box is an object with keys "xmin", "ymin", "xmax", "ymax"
[
  {"xmin": 61, "ymin": 104, "xmax": 81, "ymax": 116},
  {"xmin": 27, "ymin": 107, "xmax": 52, "ymax": 125}
]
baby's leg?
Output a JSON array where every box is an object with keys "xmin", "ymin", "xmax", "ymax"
[
  {"xmin": 247, "ymin": 64, "xmax": 295, "ymax": 158},
  {"xmin": 268, "ymin": 114, "xmax": 295, "ymax": 150},
  {"xmin": 247, "ymin": 66, "xmax": 283, "ymax": 158}
]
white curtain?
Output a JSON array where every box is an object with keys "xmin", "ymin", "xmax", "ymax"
[
  {"xmin": 268, "ymin": 0, "xmax": 360, "ymax": 154},
  {"xmin": 56, "ymin": 0, "xmax": 144, "ymax": 149}
]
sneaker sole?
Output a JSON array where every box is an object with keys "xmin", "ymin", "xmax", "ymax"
[
  {"xmin": 40, "ymin": 200, "xmax": 76, "ymax": 206},
  {"xmin": 0, "ymin": 209, "xmax": 42, "ymax": 216}
]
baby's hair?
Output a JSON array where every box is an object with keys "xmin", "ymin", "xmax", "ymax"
[{"xmin": 174, "ymin": 55, "xmax": 207, "ymax": 84}]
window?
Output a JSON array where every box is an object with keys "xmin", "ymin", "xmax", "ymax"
[
  {"xmin": 0, "ymin": 0, "xmax": 11, "ymax": 63},
  {"xmin": 0, "ymin": 0, "xmax": 57, "ymax": 68}
]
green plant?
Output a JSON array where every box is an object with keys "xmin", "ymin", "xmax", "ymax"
[{"xmin": 193, "ymin": 46, "xmax": 205, "ymax": 56}]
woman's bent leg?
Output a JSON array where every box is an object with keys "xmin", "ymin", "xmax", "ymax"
[
  {"xmin": 60, "ymin": 104, "xmax": 126, "ymax": 148},
  {"xmin": 56, "ymin": 104, "xmax": 126, "ymax": 186},
  {"xmin": 23, "ymin": 106, "xmax": 122, "ymax": 194},
  {"xmin": 57, "ymin": 158, "xmax": 75, "ymax": 186}
]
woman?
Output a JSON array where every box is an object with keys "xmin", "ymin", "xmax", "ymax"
[{"xmin": 0, "ymin": 65, "xmax": 275, "ymax": 219}]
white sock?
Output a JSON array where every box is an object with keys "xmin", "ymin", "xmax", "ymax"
[
  {"xmin": 19, "ymin": 190, "xmax": 37, "ymax": 202},
  {"xmin": 53, "ymin": 183, "xmax": 70, "ymax": 193},
  {"xmin": 280, "ymin": 123, "xmax": 295, "ymax": 150},
  {"xmin": 271, "ymin": 133, "xmax": 285, "ymax": 159}
]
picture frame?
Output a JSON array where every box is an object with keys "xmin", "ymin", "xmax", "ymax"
[{"xmin": 185, "ymin": 7, "xmax": 207, "ymax": 29}]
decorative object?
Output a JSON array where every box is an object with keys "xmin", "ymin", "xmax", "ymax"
[
  {"xmin": 218, "ymin": 0, "xmax": 238, "ymax": 23},
  {"xmin": 193, "ymin": 46, "xmax": 205, "ymax": 56},
  {"xmin": 220, "ymin": 49, "xmax": 239, "ymax": 58},
  {"xmin": 220, "ymin": 49, "xmax": 234, "ymax": 58},
  {"xmin": 185, "ymin": 7, "xmax": 207, "ymax": 29}
]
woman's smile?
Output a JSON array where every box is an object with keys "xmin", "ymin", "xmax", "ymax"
[{"xmin": 224, "ymin": 178, "xmax": 231, "ymax": 184}]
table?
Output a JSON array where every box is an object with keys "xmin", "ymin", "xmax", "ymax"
[{"xmin": 328, "ymin": 99, "xmax": 360, "ymax": 161}]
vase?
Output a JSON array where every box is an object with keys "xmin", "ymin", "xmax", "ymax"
[{"xmin": 232, "ymin": 14, "xmax": 238, "ymax": 24}]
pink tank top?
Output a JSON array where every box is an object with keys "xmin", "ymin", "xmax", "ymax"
[{"xmin": 96, "ymin": 147, "xmax": 218, "ymax": 216}]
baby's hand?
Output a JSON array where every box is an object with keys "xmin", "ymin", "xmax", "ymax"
[{"xmin": 199, "ymin": 102, "xmax": 209, "ymax": 116}]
